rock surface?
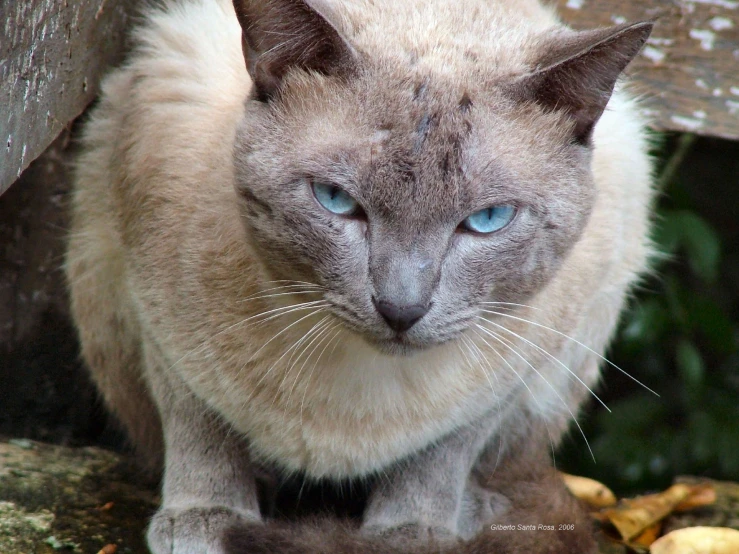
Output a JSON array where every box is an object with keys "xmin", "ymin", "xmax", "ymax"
[
  {"xmin": 0, "ymin": 439, "xmax": 156, "ymax": 554},
  {"xmin": 2, "ymin": 439, "xmax": 738, "ymax": 554}
]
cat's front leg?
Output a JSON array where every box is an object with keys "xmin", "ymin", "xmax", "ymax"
[
  {"xmin": 144, "ymin": 346, "xmax": 262, "ymax": 554},
  {"xmin": 361, "ymin": 409, "xmax": 504, "ymax": 544}
]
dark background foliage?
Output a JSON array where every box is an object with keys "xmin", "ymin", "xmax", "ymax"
[{"xmin": 560, "ymin": 134, "xmax": 739, "ymax": 494}]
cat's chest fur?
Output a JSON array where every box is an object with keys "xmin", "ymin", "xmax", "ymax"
[{"xmin": 209, "ymin": 336, "xmax": 502, "ymax": 477}]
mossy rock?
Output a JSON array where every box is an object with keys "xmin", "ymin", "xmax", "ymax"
[{"xmin": 0, "ymin": 439, "xmax": 156, "ymax": 554}]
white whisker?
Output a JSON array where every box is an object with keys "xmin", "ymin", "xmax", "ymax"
[
  {"xmin": 293, "ymin": 324, "xmax": 341, "ymax": 427},
  {"xmin": 282, "ymin": 317, "xmax": 334, "ymax": 398},
  {"xmin": 274, "ymin": 316, "xmax": 333, "ymax": 411},
  {"xmin": 165, "ymin": 300, "xmax": 329, "ymax": 373},
  {"xmin": 475, "ymin": 323, "xmax": 594, "ymax": 463},
  {"xmin": 236, "ymin": 283, "xmax": 324, "ymax": 304},
  {"xmin": 236, "ymin": 289, "xmax": 324, "ymax": 304},
  {"xmin": 249, "ymin": 302, "xmax": 332, "ymax": 331},
  {"xmin": 246, "ymin": 309, "xmax": 330, "ymax": 395},
  {"xmin": 257, "ymin": 279, "xmax": 325, "ymax": 288},
  {"xmin": 481, "ymin": 309, "xmax": 659, "ymax": 397},
  {"xmin": 480, "ymin": 301, "xmax": 542, "ymax": 312},
  {"xmin": 459, "ymin": 334, "xmax": 505, "ymax": 475},
  {"xmin": 238, "ymin": 280, "xmax": 323, "ymax": 297},
  {"xmin": 458, "ymin": 335, "xmax": 496, "ymax": 398},
  {"xmin": 470, "ymin": 326, "xmax": 559, "ymax": 468},
  {"xmin": 478, "ymin": 316, "xmax": 610, "ymax": 412},
  {"xmin": 227, "ymin": 309, "xmax": 328, "ymax": 428}
]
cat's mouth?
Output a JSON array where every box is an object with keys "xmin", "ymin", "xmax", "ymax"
[
  {"xmin": 325, "ymin": 300, "xmax": 464, "ymax": 355},
  {"xmin": 365, "ymin": 332, "xmax": 450, "ymax": 357},
  {"xmin": 371, "ymin": 336, "xmax": 426, "ymax": 356}
]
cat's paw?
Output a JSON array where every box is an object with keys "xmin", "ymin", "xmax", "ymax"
[
  {"xmin": 147, "ymin": 505, "xmax": 260, "ymax": 554},
  {"xmin": 457, "ymin": 483, "xmax": 511, "ymax": 540}
]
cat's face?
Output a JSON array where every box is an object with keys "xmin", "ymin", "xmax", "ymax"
[
  {"xmin": 234, "ymin": 64, "xmax": 595, "ymax": 354},
  {"xmin": 231, "ymin": 0, "xmax": 649, "ymax": 354}
]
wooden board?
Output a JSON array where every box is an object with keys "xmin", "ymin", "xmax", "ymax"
[
  {"xmin": 0, "ymin": 0, "xmax": 137, "ymax": 195},
  {"xmin": 555, "ymin": 0, "xmax": 739, "ymax": 139}
]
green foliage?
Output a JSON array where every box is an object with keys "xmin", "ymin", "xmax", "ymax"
[
  {"xmin": 655, "ymin": 209, "xmax": 722, "ymax": 284},
  {"xmin": 560, "ymin": 134, "xmax": 739, "ymax": 494}
]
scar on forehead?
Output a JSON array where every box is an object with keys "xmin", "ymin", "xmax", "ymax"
[
  {"xmin": 413, "ymin": 79, "xmax": 429, "ymax": 102},
  {"xmin": 459, "ymin": 92, "xmax": 473, "ymax": 113},
  {"xmin": 414, "ymin": 112, "xmax": 435, "ymax": 153},
  {"xmin": 372, "ymin": 128, "xmax": 391, "ymax": 143},
  {"xmin": 370, "ymin": 127, "xmax": 391, "ymax": 156}
]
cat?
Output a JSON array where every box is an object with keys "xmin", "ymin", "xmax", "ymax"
[{"xmin": 65, "ymin": 0, "xmax": 655, "ymax": 552}]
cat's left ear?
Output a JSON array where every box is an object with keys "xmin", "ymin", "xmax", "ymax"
[
  {"xmin": 512, "ymin": 21, "xmax": 653, "ymax": 145},
  {"xmin": 232, "ymin": 0, "xmax": 357, "ymax": 101}
]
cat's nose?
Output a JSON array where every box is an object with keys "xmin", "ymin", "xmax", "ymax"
[{"xmin": 373, "ymin": 298, "xmax": 430, "ymax": 333}]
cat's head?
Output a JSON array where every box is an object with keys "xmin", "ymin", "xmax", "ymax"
[{"xmin": 231, "ymin": 0, "xmax": 651, "ymax": 354}]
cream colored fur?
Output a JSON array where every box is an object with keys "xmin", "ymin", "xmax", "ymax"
[{"xmin": 67, "ymin": 0, "xmax": 652, "ymax": 479}]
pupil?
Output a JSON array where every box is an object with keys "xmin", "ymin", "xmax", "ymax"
[{"xmin": 330, "ymin": 187, "xmax": 339, "ymax": 200}]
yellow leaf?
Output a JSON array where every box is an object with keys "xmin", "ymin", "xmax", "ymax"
[
  {"xmin": 603, "ymin": 484, "xmax": 692, "ymax": 541},
  {"xmin": 632, "ymin": 522, "xmax": 662, "ymax": 548},
  {"xmin": 560, "ymin": 472, "xmax": 617, "ymax": 508},
  {"xmin": 650, "ymin": 527, "xmax": 739, "ymax": 554},
  {"xmin": 673, "ymin": 484, "xmax": 716, "ymax": 512}
]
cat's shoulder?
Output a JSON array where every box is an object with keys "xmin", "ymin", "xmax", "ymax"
[{"xmin": 79, "ymin": 0, "xmax": 249, "ymax": 206}]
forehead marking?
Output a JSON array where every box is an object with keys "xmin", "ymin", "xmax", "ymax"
[
  {"xmin": 459, "ymin": 92, "xmax": 473, "ymax": 113},
  {"xmin": 414, "ymin": 112, "xmax": 435, "ymax": 154},
  {"xmin": 372, "ymin": 129, "xmax": 391, "ymax": 142},
  {"xmin": 370, "ymin": 128, "xmax": 390, "ymax": 157},
  {"xmin": 413, "ymin": 79, "xmax": 429, "ymax": 102}
]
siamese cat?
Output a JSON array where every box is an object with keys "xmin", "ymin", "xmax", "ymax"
[{"xmin": 66, "ymin": 0, "xmax": 655, "ymax": 552}]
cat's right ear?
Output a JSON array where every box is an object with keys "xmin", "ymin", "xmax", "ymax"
[{"xmin": 232, "ymin": 0, "xmax": 357, "ymax": 102}]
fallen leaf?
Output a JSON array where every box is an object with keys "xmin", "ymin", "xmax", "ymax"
[
  {"xmin": 650, "ymin": 527, "xmax": 739, "ymax": 554},
  {"xmin": 673, "ymin": 484, "xmax": 716, "ymax": 512},
  {"xmin": 603, "ymin": 484, "xmax": 692, "ymax": 540},
  {"xmin": 590, "ymin": 510, "xmax": 611, "ymax": 524},
  {"xmin": 96, "ymin": 544, "xmax": 117, "ymax": 554},
  {"xmin": 98, "ymin": 501, "xmax": 115, "ymax": 511},
  {"xmin": 632, "ymin": 522, "xmax": 662, "ymax": 548},
  {"xmin": 561, "ymin": 472, "xmax": 617, "ymax": 508}
]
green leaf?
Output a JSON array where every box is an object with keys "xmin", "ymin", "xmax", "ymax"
[
  {"xmin": 676, "ymin": 339, "xmax": 705, "ymax": 389},
  {"xmin": 676, "ymin": 211, "xmax": 722, "ymax": 283},
  {"xmin": 620, "ymin": 298, "xmax": 669, "ymax": 346},
  {"xmin": 651, "ymin": 209, "xmax": 682, "ymax": 256},
  {"xmin": 653, "ymin": 210, "xmax": 722, "ymax": 283}
]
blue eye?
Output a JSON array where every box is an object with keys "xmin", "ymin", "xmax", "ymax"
[
  {"xmin": 312, "ymin": 182, "xmax": 360, "ymax": 216},
  {"xmin": 462, "ymin": 205, "xmax": 516, "ymax": 234}
]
